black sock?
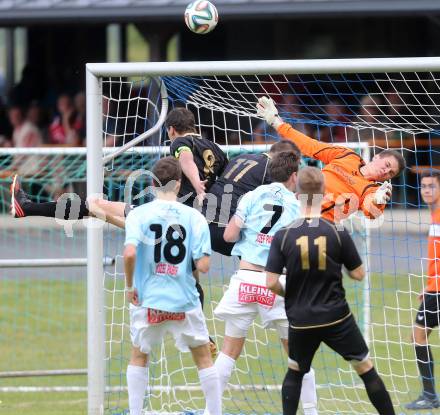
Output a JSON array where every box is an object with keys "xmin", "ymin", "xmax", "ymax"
[
  {"xmin": 281, "ymin": 368, "xmax": 304, "ymax": 415},
  {"xmin": 23, "ymin": 197, "xmax": 89, "ymax": 220},
  {"xmin": 360, "ymin": 367, "xmax": 395, "ymax": 415},
  {"xmin": 195, "ymin": 281, "xmax": 204, "ymax": 309},
  {"xmin": 415, "ymin": 344, "xmax": 436, "ymax": 399}
]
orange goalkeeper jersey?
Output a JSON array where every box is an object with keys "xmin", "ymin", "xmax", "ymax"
[
  {"xmin": 277, "ymin": 123, "xmax": 385, "ymax": 222},
  {"xmin": 426, "ymin": 208, "xmax": 440, "ymax": 292}
]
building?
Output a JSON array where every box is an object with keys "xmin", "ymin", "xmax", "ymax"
[{"xmin": 1, "ymin": 0, "xmax": 440, "ymax": 100}]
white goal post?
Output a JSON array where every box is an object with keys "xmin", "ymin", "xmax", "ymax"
[{"xmin": 86, "ymin": 57, "xmax": 440, "ymax": 415}]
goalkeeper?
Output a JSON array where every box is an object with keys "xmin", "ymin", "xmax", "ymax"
[{"xmin": 257, "ymin": 96, "xmax": 405, "ymax": 222}]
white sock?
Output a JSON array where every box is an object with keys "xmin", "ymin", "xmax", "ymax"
[
  {"xmin": 203, "ymin": 352, "xmax": 235, "ymax": 415},
  {"xmin": 215, "ymin": 352, "xmax": 236, "ymax": 394},
  {"xmin": 199, "ymin": 366, "xmax": 222, "ymax": 415},
  {"xmin": 300, "ymin": 368, "xmax": 318, "ymax": 415},
  {"xmin": 127, "ymin": 364, "xmax": 148, "ymax": 415}
]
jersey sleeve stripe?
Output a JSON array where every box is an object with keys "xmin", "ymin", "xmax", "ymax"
[
  {"xmin": 321, "ymin": 202, "xmax": 336, "ymax": 215},
  {"xmin": 312, "ymin": 146, "xmax": 347, "ymax": 159},
  {"xmin": 280, "ymin": 227, "xmax": 291, "ymax": 252},
  {"xmin": 333, "ymin": 151, "xmax": 362, "ymax": 160}
]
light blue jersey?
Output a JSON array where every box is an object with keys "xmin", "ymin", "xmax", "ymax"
[
  {"xmin": 124, "ymin": 199, "xmax": 211, "ymax": 312},
  {"xmin": 231, "ymin": 182, "xmax": 300, "ymax": 266}
]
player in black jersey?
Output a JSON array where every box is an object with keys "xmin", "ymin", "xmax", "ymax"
[
  {"xmin": 168, "ymin": 107, "xmax": 227, "ymax": 207},
  {"xmin": 265, "ymin": 166, "xmax": 395, "ymax": 415},
  {"xmin": 202, "ymin": 140, "xmax": 299, "ymax": 256},
  {"xmin": 10, "ymin": 107, "xmax": 227, "ymax": 227}
]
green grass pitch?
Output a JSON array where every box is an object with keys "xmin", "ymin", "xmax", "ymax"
[{"xmin": 0, "ymin": 273, "xmax": 432, "ymax": 414}]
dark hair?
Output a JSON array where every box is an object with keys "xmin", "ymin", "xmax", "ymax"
[
  {"xmin": 297, "ymin": 166, "xmax": 325, "ymax": 206},
  {"xmin": 420, "ymin": 169, "xmax": 440, "ymax": 185},
  {"xmin": 152, "ymin": 157, "xmax": 182, "ymax": 188},
  {"xmin": 165, "ymin": 107, "xmax": 197, "ymax": 134},
  {"xmin": 8, "ymin": 105, "xmax": 25, "ymax": 116},
  {"xmin": 269, "ymin": 140, "xmax": 300, "ymax": 156},
  {"xmin": 377, "ymin": 149, "xmax": 406, "ymax": 177},
  {"xmin": 269, "ymin": 151, "xmax": 299, "ymax": 183}
]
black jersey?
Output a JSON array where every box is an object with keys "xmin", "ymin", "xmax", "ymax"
[
  {"xmin": 170, "ymin": 134, "xmax": 227, "ymax": 205},
  {"xmin": 202, "ymin": 152, "xmax": 272, "ymax": 224},
  {"xmin": 266, "ymin": 217, "xmax": 362, "ymax": 328}
]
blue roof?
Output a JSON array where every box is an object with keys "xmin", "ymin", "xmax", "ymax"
[{"xmin": 0, "ymin": 0, "xmax": 439, "ymax": 24}]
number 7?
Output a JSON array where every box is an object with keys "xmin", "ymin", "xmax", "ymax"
[{"xmin": 259, "ymin": 204, "xmax": 284, "ymax": 234}]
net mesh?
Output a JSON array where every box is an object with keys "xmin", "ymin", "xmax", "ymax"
[
  {"xmin": 98, "ymin": 70, "xmax": 440, "ymax": 414},
  {"xmin": 1, "ymin": 67, "xmax": 439, "ymax": 414},
  {"xmin": 0, "ymin": 151, "xmax": 88, "ymax": 397}
]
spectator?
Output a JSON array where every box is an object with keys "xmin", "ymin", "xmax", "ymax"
[
  {"xmin": 384, "ymin": 91, "xmax": 409, "ymax": 129},
  {"xmin": 48, "ymin": 94, "xmax": 81, "ymax": 146},
  {"xmin": 27, "ymin": 100, "xmax": 49, "ymax": 143},
  {"xmin": 8, "ymin": 105, "xmax": 42, "ymax": 148},
  {"xmin": 320, "ymin": 99, "xmax": 349, "ymax": 143},
  {"xmin": 8, "ymin": 105, "xmax": 43, "ymax": 176},
  {"xmin": 358, "ymin": 95, "xmax": 384, "ymax": 125},
  {"xmin": 350, "ymin": 95, "xmax": 386, "ymax": 142}
]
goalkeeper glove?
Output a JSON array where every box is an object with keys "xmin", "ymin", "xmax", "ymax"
[
  {"xmin": 373, "ymin": 181, "xmax": 392, "ymax": 205},
  {"xmin": 256, "ymin": 96, "xmax": 282, "ymax": 128}
]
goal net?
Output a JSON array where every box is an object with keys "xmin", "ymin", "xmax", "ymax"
[{"xmin": 84, "ymin": 58, "xmax": 440, "ymax": 415}]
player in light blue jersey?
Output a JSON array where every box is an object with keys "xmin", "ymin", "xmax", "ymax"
[
  {"xmin": 230, "ymin": 175, "xmax": 300, "ymax": 266},
  {"xmin": 123, "ymin": 157, "xmax": 221, "ymax": 415},
  {"xmin": 209, "ymin": 151, "xmax": 319, "ymax": 415}
]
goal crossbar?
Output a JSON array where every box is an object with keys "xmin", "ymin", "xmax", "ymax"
[
  {"xmin": 87, "ymin": 56, "xmax": 440, "ymax": 77},
  {"xmin": 86, "ymin": 57, "xmax": 436, "ymax": 415}
]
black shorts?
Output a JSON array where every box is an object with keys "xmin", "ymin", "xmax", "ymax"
[
  {"xmin": 415, "ymin": 293, "xmax": 440, "ymax": 329},
  {"xmin": 209, "ymin": 222, "xmax": 234, "ymax": 257},
  {"xmin": 288, "ymin": 314, "xmax": 369, "ymax": 373}
]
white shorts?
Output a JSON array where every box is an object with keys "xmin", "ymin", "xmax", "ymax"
[
  {"xmin": 214, "ymin": 269, "xmax": 287, "ymax": 334},
  {"xmin": 129, "ymin": 303, "xmax": 210, "ymax": 354}
]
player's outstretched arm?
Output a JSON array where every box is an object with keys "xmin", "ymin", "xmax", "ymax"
[
  {"xmin": 360, "ymin": 181, "xmax": 392, "ymax": 219},
  {"xmin": 178, "ymin": 150, "xmax": 207, "ymax": 204},
  {"xmin": 224, "ymin": 190, "xmax": 252, "ymax": 242},
  {"xmin": 256, "ymin": 96, "xmax": 350, "ymax": 164},
  {"xmin": 88, "ymin": 198, "xmax": 127, "ymax": 229},
  {"xmin": 256, "ymin": 96, "xmax": 284, "ymax": 129}
]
